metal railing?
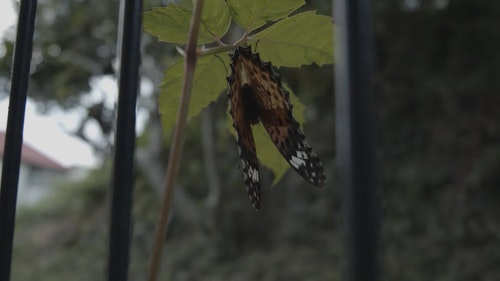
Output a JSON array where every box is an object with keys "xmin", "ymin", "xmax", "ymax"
[
  {"xmin": 0, "ymin": 0, "xmax": 38, "ymax": 279},
  {"xmin": 0, "ymin": 0, "xmax": 377, "ymax": 280},
  {"xmin": 335, "ymin": 1, "xmax": 378, "ymax": 280}
]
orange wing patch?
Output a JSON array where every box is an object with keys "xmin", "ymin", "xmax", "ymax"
[{"xmin": 227, "ymin": 46, "xmax": 326, "ymax": 210}]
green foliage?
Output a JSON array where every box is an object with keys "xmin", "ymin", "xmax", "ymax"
[
  {"xmin": 226, "ymin": 0, "xmax": 305, "ymax": 32},
  {"xmin": 144, "ymin": 0, "xmax": 334, "ymax": 184},
  {"xmin": 0, "ymin": 0, "xmax": 120, "ymax": 107},
  {"xmin": 201, "ymin": 0, "xmax": 232, "ymax": 39},
  {"xmin": 249, "ymin": 11, "xmax": 334, "ymax": 67},
  {"xmin": 159, "ymin": 54, "xmax": 231, "ymax": 134},
  {"xmin": 144, "ymin": 6, "xmax": 197, "ymax": 44},
  {"xmin": 12, "ymin": 164, "xmax": 112, "ymax": 281},
  {"xmin": 143, "ymin": 0, "xmax": 231, "ymax": 45}
]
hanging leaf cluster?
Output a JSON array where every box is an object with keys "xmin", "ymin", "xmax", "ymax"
[{"xmin": 143, "ymin": 0, "xmax": 334, "ymax": 184}]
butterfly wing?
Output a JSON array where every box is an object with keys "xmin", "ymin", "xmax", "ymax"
[
  {"xmin": 261, "ymin": 107, "xmax": 326, "ymax": 187},
  {"xmin": 227, "ymin": 52, "xmax": 261, "ymax": 209},
  {"xmin": 238, "ymin": 47, "xmax": 326, "ymax": 187}
]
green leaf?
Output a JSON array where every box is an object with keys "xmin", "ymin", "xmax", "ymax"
[
  {"xmin": 144, "ymin": 1, "xmax": 231, "ymax": 45},
  {"xmin": 201, "ymin": 0, "xmax": 231, "ymax": 40},
  {"xmin": 144, "ymin": 5, "xmax": 195, "ymax": 44},
  {"xmin": 159, "ymin": 54, "xmax": 230, "ymax": 134},
  {"xmin": 248, "ymin": 11, "xmax": 334, "ymax": 67},
  {"xmin": 226, "ymin": 85, "xmax": 306, "ymax": 186},
  {"xmin": 227, "ymin": 0, "xmax": 304, "ymax": 32}
]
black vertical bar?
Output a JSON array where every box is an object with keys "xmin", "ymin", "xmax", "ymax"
[
  {"xmin": 107, "ymin": 0, "xmax": 142, "ymax": 279},
  {"xmin": 0, "ymin": 1, "xmax": 38, "ymax": 280},
  {"xmin": 334, "ymin": 0, "xmax": 378, "ymax": 281}
]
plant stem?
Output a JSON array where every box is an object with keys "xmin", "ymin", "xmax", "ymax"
[
  {"xmin": 146, "ymin": 0, "xmax": 205, "ymax": 280},
  {"xmin": 199, "ymin": 44, "xmax": 236, "ymax": 57}
]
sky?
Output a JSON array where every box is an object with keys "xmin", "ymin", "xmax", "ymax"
[
  {"xmin": 0, "ymin": 98, "xmax": 98, "ymax": 168},
  {"xmin": 0, "ymin": 1, "xmax": 15, "ymax": 37}
]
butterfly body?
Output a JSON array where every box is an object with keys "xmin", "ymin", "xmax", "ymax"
[
  {"xmin": 227, "ymin": 46, "xmax": 326, "ymax": 210},
  {"xmin": 241, "ymin": 85, "xmax": 260, "ymax": 123}
]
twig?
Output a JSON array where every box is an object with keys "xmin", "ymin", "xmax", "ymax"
[
  {"xmin": 201, "ymin": 108, "xmax": 221, "ymax": 209},
  {"xmin": 199, "ymin": 44, "xmax": 235, "ymax": 57},
  {"xmin": 146, "ymin": 0, "xmax": 205, "ymax": 280}
]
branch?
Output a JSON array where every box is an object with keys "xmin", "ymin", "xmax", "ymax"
[
  {"xmin": 147, "ymin": 0, "xmax": 206, "ymax": 280},
  {"xmin": 136, "ymin": 110, "xmax": 164, "ymax": 192},
  {"xmin": 136, "ymin": 109, "xmax": 203, "ymax": 226},
  {"xmin": 201, "ymin": 107, "xmax": 221, "ymax": 209}
]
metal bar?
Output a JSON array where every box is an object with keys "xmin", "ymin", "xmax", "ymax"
[
  {"xmin": 0, "ymin": 1, "xmax": 38, "ymax": 280},
  {"xmin": 107, "ymin": 0, "xmax": 142, "ymax": 279},
  {"xmin": 333, "ymin": 0, "xmax": 378, "ymax": 280}
]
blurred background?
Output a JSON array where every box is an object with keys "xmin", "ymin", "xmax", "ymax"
[{"xmin": 0, "ymin": 0, "xmax": 499, "ymax": 280}]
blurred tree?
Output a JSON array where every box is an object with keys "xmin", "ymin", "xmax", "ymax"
[
  {"xmin": 3, "ymin": 0, "xmax": 499, "ymax": 280},
  {"xmin": 3, "ymin": 1, "xmax": 337, "ymax": 279},
  {"xmin": 376, "ymin": 1, "xmax": 500, "ymax": 280}
]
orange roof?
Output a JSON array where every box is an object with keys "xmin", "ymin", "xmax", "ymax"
[{"xmin": 0, "ymin": 131, "xmax": 66, "ymax": 172}]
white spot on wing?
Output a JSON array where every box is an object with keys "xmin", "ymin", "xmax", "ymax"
[
  {"xmin": 290, "ymin": 155, "xmax": 306, "ymax": 169},
  {"xmin": 248, "ymin": 166, "xmax": 259, "ymax": 182},
  {"xmin": 296, "ymin": 151, "xmax": 309, "ymax": 159}
]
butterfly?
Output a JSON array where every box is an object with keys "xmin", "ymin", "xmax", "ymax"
[{"xmin": 227, "ymin": 46, "xmax": 326, "ymax": 210}]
